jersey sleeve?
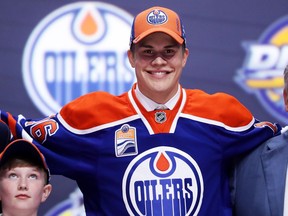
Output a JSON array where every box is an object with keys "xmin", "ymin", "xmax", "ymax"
[
  {"xmin": 183, "ymin": 89, "xmax": 282, "ymax": 157},
  {"xmin": 0, "ymin": 110, "xmax": 94, "ymax": 180},
  {"xmin": 0, "ymin": 91, "xmax": 133, "ymax": 181}
]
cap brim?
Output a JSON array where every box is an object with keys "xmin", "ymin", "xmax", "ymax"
[
  {"xmin": 0, "ymin": 139, "xmax": 50, "ymax": 183},
  {"xmin": 133, "ymin": 28, "xmax": 184, "ymax": 45}
]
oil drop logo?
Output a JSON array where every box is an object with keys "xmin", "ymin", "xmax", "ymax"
[
  {"xmin": 122, "ymin": 146, "xmax": 203, "ymax": 216},
  {"xmin": 22, "ymin": 2, "xmax": 135, "ymax": 115}
]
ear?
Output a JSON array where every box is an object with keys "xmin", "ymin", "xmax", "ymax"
[
  {"xmin": 283, "ymin": 89, "xmax": 288, "ymax": 112},
  {"xmin": 41, "ymin": 184, "xmax": 52, "ymax": 202},
  {"xmin": 0, "ymin": 186, "xmax": 3, "ymax": 201},
  {"xmin": 182, "ymin": 48, "xmax": 189, "ymax": 67},
  {"xmin": 127, "ymin": 50, "xmax": 135, "ymax": 68}
]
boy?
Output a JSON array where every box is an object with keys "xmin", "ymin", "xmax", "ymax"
[{"xmin": 0, "ymin": 138, "xmax": 52, "ymax": 216}]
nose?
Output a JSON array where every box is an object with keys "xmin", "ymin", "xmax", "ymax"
[
  {"xmin": 18, "ymin": 178, "xmax": 28, "ymax": 191},
  {"xmin": 151, "ymin": 56, "xmax": 167, "ymax": 66}
]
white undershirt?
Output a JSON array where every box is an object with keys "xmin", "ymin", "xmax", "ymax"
[{"xmin": 134, "ymin": 84, "xmax": 180, "ymax": 111}]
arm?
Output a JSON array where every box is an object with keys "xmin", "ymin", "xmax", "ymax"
[{"xmin": 0, "ymin": 110, "xmax": 93, "ymax": 180}]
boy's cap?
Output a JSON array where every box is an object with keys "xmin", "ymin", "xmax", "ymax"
[
  {"xmin": 0, "ymin": 120, "xmax": 11, "ymax": 151},
  {"xmin": 0, "ymin": 139, "xmax": 51, "ymax": 184},
  {"xmin": 130, "ymin": 6, "xmax": 186, "ymax": 46}
]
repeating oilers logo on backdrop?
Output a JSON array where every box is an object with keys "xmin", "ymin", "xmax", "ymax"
[
  {"xmin": 235, "ymin": 15, "xmax": 288, "ymax": 124},
  {"xmin": 22, "ymin": 2, "xmax": 135, "ymax": 116},
  {"xmin": 122, "ymin": 146, "xmax": 203, "ymax": 216}
]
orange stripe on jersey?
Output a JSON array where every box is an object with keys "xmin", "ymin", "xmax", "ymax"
[
  {"xmin": 60, "ymin": 88, "xmax": 253, "ymax": 131},
  {"xmin": 7, "ymin": 112, "xmax": 17, "ymax": 138},
  {"xmin": 59, "ymin": 91, "xmax": 137, "ymax": 130},
  {"xmin": 182, "ymin": 89, "xmax": 253, "ymax": 127}
]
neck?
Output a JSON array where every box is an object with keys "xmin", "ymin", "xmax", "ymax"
[
  {"xmin": 2, "ymin": 209, "xmax": 38, "ymax": 216},
  {"xmin": 137, "ymin": 84, "xmax": 179, "ymax": 104}
]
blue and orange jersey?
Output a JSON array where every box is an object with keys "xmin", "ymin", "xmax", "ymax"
[{"xmin": 0, "ymin": 85, "xmax": 280, "ymax": 216}]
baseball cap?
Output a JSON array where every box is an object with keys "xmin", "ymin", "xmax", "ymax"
[
  {"xmin": 130, "ymin": 6, "xmax": 186, "ymax": 46},
  {"xmin": 0, "ymin": 139, "xmax": 51, "ymax": 184},
  {"xmin": 0, "ymin": 120, "xmax": 11, "ymax": 151}
]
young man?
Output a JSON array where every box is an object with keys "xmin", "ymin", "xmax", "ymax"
[
  {"xmin": 0, "ymin": 137, "xmax": 52, "ymax": 216},
  {"xmin": 0, "ymin": 6, "xmax": 281, "ymax": 215},
  {"xmin": 231, "ymin": 65, "xmax": 288, "ymax": 216}
]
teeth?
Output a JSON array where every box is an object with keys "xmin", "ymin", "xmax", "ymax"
[{"xmin": 153, "ymin": 72, "xmax": 166, "ymax": 74}]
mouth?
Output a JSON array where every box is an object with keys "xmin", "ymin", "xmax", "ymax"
[
  {"xmin": 16, "ymin": 194, "xmax": 30, "ymax": 199},
  {"xmin": 147, "ymin": 71, "xmax": 171, "ymax": 77}
]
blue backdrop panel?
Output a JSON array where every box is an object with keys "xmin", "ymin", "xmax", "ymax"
[{"xmin": 0, "ymin": 0, "xmax": 287, "ymax": 214}]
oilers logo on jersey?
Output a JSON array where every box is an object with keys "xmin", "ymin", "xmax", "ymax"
[{"xmin": 122, "ymin": 146, "xmax": 204, "ymax": 216}]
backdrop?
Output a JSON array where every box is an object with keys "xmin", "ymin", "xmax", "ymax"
[{"xmin": 1, "ymin": 0, "xmax": 287, "ymax": 215}]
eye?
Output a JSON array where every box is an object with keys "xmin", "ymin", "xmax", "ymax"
[
  {"xmin": 8, "ymin": 173, "xmax": 18, "ymax": 179},
  {"xmin": 165, "ymin": 49, "xmax": 175, "ymax": 55},
  {"xmin": 161, "ymin": 49, "xmax": 176, "ymax": 59},
  {"xmin": 143, "ymin": 49, "xmax": 153, "ymax": 55},
  {"xmin": 29, "ymin": 174, "xmax": 38, "ymax": 180}
]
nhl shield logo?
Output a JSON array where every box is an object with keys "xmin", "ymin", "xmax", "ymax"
[{"xmin": 155, "ymin": 111, "xmax": 167, "ymax": 123}]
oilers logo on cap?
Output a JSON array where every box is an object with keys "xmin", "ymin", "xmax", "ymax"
[
  {"xmin": 122, "ymin": 146, "xmax": 203, "ymax": 216},
  {"xmin": 147, "ymin": 9, "xmax": 167, "ymax": 25},
  {"xmin": 235, "ymin": 15, "xmax": 288, "ymax": 124},
  {"xmin": 22, "ymin": 2, "xmax": 135, "ymax": 116},
  {"xmin": 130, "ymin": 6, "xmax": 185, "ymax": 46}
]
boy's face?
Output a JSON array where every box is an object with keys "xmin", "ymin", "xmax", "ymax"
[
  {"xmin": 0, "ymin": 165, "xmax": 52, "ymax": 212},
  {"xmin": 128, "ymin": 32, "xmax": 189, "ymax": 103}
]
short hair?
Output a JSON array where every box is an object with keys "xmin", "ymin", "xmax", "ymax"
[{"xmin": 0, "ymin": 157, "xmax": 49, "ymax": 185}]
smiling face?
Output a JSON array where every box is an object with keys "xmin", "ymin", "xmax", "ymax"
[
  {"xmin": 128, "ymin": 32, "xmax": 189, "ymax": 103},
  {"xmin": 0, "ymin": 160, "xmax": 52, "ymax": 215}
]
